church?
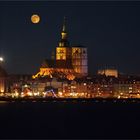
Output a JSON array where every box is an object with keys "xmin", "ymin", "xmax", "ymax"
[{"xmin": 33, "ymin": 18, "xmax": 88, "ymax": 80}]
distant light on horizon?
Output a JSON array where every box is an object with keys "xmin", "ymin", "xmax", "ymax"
[{"xmin": 0, "ymin": 57, "xmax": 4, "ymax": 62}]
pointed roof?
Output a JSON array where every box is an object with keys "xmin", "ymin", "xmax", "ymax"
[
  {"xmin": 62, "ymin": 16, "xmax": 66, "ymax": 33},
  {"xmin": 59, "ymin": 17, "xmax": 70, "ymax": 47}
]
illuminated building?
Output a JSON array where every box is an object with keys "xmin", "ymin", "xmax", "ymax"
[
  {"xmin": 98, "ymin": 69, "xmax": 118, "ymax": 78},
  {"xmin": 72, "ymin": 46, "xmax": 88, "ymax": 76},
  {"xmin": 33, "ymin": 17, "xmax": 88, "ymax": 80},
  {"xmin": 0, "ymin": 66, "xmax": 7, "ymax": 93}
]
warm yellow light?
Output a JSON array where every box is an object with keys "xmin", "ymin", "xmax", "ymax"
[
  {"xmin": 31, "ymin": 14, "xmax": 40, "ymax": 24},
  {"xmin": 58, "ymin": 92, "xmax": 63, "ymax": 96},
  {"xmin": 27, "ymin": 92, "xmax": 33, "ymax": 96},
  {"xmin": 15, "ymin": 92, "xmax": 19, "ymax": 97},
  {"xmin": 66, "ymin": 74, "xmax": 75, "ymax": 80},
  {"xmin": 118, "ymin": 95, "xmax": 121, "ymax": 99},
  {"xmin": 83, "ymin": 83, "xmax": 86, "ymax": 86},
  {"xmin": 0, "ymin": 57, "xmax": 3, "ymax": 62},
  {"xmin": 0, "ymin": 89, "xmax": 4, "ymax": 93}
]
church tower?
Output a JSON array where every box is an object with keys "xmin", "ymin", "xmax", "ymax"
[
  {"xmin": 56, "ymin": 17, "xmax": 72, "ymax": 61},
  {"xmin": 56, "ymin": 17, "xmax": 88, "ymax": 76},
  {"xmin": 72, "ymin": 46, "xmax": 88, "ymax": 76}
]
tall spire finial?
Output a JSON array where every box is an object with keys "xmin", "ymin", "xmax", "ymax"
[
  {"xmin": 59, "ymin": 16, "xmax": 69, "ymax": 47},
  {"xmin": 62, "ymin": 16, "xmax": 66, "ymax": 32},
  {"xmin": 61, "ymin": 16, "xmax": 67, "ymax": 40}
]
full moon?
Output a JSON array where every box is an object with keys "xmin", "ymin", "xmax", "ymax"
[{"xmin": 31, "ymin": 14, "xmax": 40, "ymax": 24}]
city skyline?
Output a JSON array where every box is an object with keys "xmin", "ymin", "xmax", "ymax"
[{"xmin": 0, "ymin": 1, "xmax": 140, "ymax": 75}]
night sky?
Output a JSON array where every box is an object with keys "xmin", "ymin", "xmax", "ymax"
[{"xmin": 0, "ymin": 1, "xmax": 140, "ymax": 75}]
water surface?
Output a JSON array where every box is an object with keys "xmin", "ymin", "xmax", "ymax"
[{"xmin": 0, "ymin": 101, "xmax": 139, "ymax": 138}]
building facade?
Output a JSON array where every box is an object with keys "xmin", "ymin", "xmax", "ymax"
[{"xmin": 98, "ymin": 69, "xmax": 118, "ymax": 78}]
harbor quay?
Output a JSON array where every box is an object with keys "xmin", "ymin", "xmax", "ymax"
[{"xmin": 1, "ymin": 73, "xmax": 140, "ymax": 99}]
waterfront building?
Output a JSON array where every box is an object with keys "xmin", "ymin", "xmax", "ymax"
[
  {"xmin": 98, "ymin": 68, "xmax": 118, "ymax": 78},
  {"xmin": 0, "ymin": 66, "xmax": 7, "ymax": 93},
  {"xmin": 6, "ymin": 73, "xmax": 140, "ymax": 98},
  {"xmin": 9, "ymin": 74, "xmax": 32, "ymax": 93}
]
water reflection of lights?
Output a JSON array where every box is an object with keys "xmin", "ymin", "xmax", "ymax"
[
  {"xmin": 95, "ymin": 100, "xmax": 99, "ymax": 103},
  {"xmin": 63, "ymin": 100, "xmax": 67, "ymax": 102},
  {"xmin": 32, "ymin": 100, "xmax": 36, "ymax": 102},
  {"xmin": 103, "ymin": 100, "xmax": 106, "ymax": 103},
  {"xmin": 82, "ymin": 100, "xmax": 86, "ymax": 102},
  {"xmin": 0, "ymin": 101, "xmax": 7, "ymax": 103},
  {"xmin": 132, "ymin": 100, "xmax": 136, "ymax": 103},
  {"xmin": 0, "ymin": 101, "xmax": 9, "ymax": 106},
  {"xmin": 123, "ymin": 100, "xmax": 126, "ymax": 103},
  {"xmin": 72, "ymin": 100, "xmax": 77, "ymax": 103},
  {"xmin": 21, "ymin": 101, "xmax": 26, "ymax": 103}
]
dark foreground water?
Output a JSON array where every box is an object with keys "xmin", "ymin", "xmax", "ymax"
[{"xmin": 0, "ymin": 100, "xmax": 140, "ymax": 139}]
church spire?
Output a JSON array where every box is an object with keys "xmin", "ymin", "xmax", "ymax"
[
  {"xmin": 58, "ymin": 17, "xmax": 69, "ymax": 47},
  {"xmin": 61, "ymin": 16, "xmax": 67, "ymax": 40},
  {"xmin": 62, "ymin": 16, "xmax": 66, "ymax": 32}
]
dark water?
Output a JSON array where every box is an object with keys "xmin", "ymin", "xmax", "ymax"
[{"xmin": 0, "ymin": 100, "xmax": 140, "ymax": 138}]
